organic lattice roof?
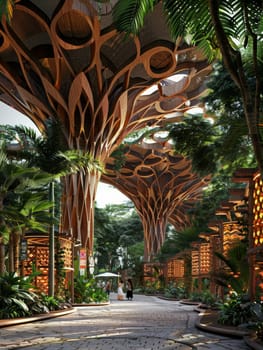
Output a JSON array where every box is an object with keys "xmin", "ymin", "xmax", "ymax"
[{"xmin": 0, "ymin": 1, "xmax": 212, "ymax": 252}]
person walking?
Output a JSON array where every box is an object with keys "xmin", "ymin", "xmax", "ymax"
[
  {"xmin": 126, "ymin": 278, "xmax": 133, "ymax": 300},
  {"xmin": 105, "ymin": 280, "xmax": 111, "ymax": 299},
  {"xmin": 117, "ymin": 280, "xmax": 125, "ymax": 300}
]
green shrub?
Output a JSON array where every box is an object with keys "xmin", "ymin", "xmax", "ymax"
[
  {"xmin": 254, "ymin": 322, "xmax": 263, "ymax": 340},
  {"xmin": 218, "ymin": 292, "xmax": 261, "ymax": 326},
  {"xmin": 201, "ymin": 291, "xmax": 221, "ymax": 308},
  {"xmin": 39, "ymin": 294, "xmax": 61, "ymax": 311},
  {"xmin": 142, "ymin": 281, "xmax": 159, "ymax": 295},
  {"xmin": 74, "ymin": 276, "xmax": 108, "ymax": 303},
  {"xmin": 0, "ymin": 272, "xmax": 68, "ymax": 319},
  {"xmin": 164, "ymin": 282, "xmax": 187, "ymax": 299},
  {"xmin": 0, "ymin": 272, "xmax": 49, "ymax": 319},
  {"xmin": 188, "ymin": 290, "xmax": 221, "ymax": 307},
  {"xmin": 144, "ymin": 286, "xmax": 157, "ymax": 295},
  {"xmin": 189, "ymin": 291, "xmax": 203, "ymax": 302}
]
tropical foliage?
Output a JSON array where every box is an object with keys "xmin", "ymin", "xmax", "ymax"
[
  {"xmin": 0, "ymin": 271, "xmax": 63, "ymax": 319},
  {"xmin": 168, "ymin": 66, "xmax": 256, "ymax": 175},
  {"xmin": 94, "ymin": 203, "xmax": 144, "ymax": 275},
  {"xmin": 73, "ymin": 276, "xmax": 108, "ymax": 304},
  {"xmin": 1, "ymin": 120, "xmax": 102, "ymax": 296},
  {"xmin": 218, "ymin": 292, "xmax": 263, "ymax": 326},
  {"xmin": 164, "ymin": 282, "xmax": 187, "ymax": 299},
  {"xmin": 12, "ymin": 119, "xmax": 102, "ymax": 176},
  {"xmin": 169, "ymin": 115, "xmax": 218, "ymax": 176},
  {"xmin": 211, "ymin": 239, "xmax": 249, "ymax": 294},
  {"xmin": 0, "ymin": 144, "xmax": 53, "ymax": 274},
  {"xmin": 0, "ymin": 0, "xmax": 13, "ymax": 22},
  {"xmin": 113, "ymin": 0, "xmax": 263, "ymax": 173},
  {"xmin": 203, "ymin": 62, "xmax": 255, "ymax": 170}
]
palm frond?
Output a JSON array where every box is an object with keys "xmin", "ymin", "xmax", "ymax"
[
  {"xmin": 64, "ymin": 150, "xmax": 103, "ymax": 175},
  {"xmin": 113, "ymin": 0, "xmax": 157, "ymax": 35},
  {"xmin": 214, "ymin": 251, "xmax": 237, "ymax": 272},
  {"xmin": 0, "ymin": 0, "xmax": 14, "ymax": 22},
  {"xmin": 0, "ymin": 147, "xmax": 8, "ymax": 168},
  {"xmin": 163, "ymin": 0, "xmax": 217, "ymax": 60},
  {"xmin": 13, "ymin": 125, "xmax": 38, "ymax": 144}
]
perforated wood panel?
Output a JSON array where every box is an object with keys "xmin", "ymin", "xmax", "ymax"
[
  {"xmin": 23, "ymin": 244, "xmax": 49, "ymax": 294},
  {"xmin": 167, "ymin": 258, "xmax": 184, "ymax": 278},
  {"xmin": 222, "ymin": 222, "xmax": 243, "ymax": 254},
  {"xmin": 211, "ymin": 235, "xmax": 222, "ymax": 271},
  {"xmin": 199, "ymin": 242, "xmax": 211, "ymax": 275},
  {"xmin": 22, "ymin": 236, "xmax": 73, "ymax": 294},
  {"xmin": 253, "ymin": 175, "xmax": 263, "ymax": 248},
  {"xmin": 191, "ymin": 250, "xmax": 199, "ymax": 276},
  {"xmin": 143, "ymin": 263, "xmax": 164, "ymax": 285}
]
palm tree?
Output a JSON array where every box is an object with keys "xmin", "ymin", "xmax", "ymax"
[
  {"xmin": 0, "ymin": 146, "xmax": 51, "ymax": 274},
  {"xmin": 3, "ymin": 190, "xmax": 54, "ymax": 273},
  {"xmin": 12, "ymin": 118, "xmax": 102, "ymax": 296},
  {"xmin": 113, "ymin": 0, "xmax": 263, "ymax": 172},
  {"xmin": 211, "ymin": 241, "xmax": 249, "ymax": 295}
]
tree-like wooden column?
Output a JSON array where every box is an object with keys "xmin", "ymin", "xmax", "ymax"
[
  {"xmin": 169, "ymin": 201, "xmax": 196, "ymax": 231},
  {"xmin": 103, "ymin": 144, "xmax": 210, "ymax": 261},
  {"xmin": 0, "ymin": 1, "xmax": 211, "ymax": 251}
]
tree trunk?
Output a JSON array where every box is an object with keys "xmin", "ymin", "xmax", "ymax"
[
  {"xmin": 60, "ymin": 169, "xmax": 101, "ymax": 254},
  {"xmin": 8, "ymin": 232, "xmax": 14, "ymax": 272},
  {"xmin": 13, "ymin": 231, "xmax": 20, "ymax": 274},
  {"xmin": 208, "ymin": 0, "xmax": 263, "ymax": 172},
  {"xmin": 142, "ymin": 216, "xmax": 168, "ymax": 262},
  {"xmin": 0, "ymin": 241, "xmax": 5, "ymax": 275},
  {"xmin": 48, "ymin": 180, "xmax": 55, "ymax": 297},
  {"xmin": 0, "ymin": 197, "xmax": 6, "ymax": 275}
]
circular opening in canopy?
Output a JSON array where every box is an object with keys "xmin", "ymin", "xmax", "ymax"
[{"xmin": 56, "ymin": 11, "xmax": 92, "ymax": 46}]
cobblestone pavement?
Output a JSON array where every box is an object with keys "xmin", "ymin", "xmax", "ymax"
[{"xmin": 0, "ymin": 294, "xmax": 250, "ymax": 350}]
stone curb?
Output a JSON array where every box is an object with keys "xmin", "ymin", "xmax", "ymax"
[
  {"xmin": 0, "ymin": 301, "xmax": 111, "ymax": 329},
  {"xmin": 195, "ymin": 308, "xmax": 263, "ymax": 350},
  {"xmin": 195, "ymin": 309, "xmax": 250, "ymax": 337},
  {"xmin": 72, "ymin": 301, "xmax": 110, "ymax": 307},
  {"xmin": 0, "ymin": 307, "xmax": 76, "ymax": 328},
  {"xmin": 244, "ymin": 335, "xmax": 263, "ymax": 350}
]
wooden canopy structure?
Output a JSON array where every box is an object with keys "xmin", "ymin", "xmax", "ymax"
[
  {"xmin": 103, "ymin": 143, "xmax": 210, "ymax": 261},
  {"xmin": 0, "ymin": 1, "xmax": 211, "ymax": 255}
]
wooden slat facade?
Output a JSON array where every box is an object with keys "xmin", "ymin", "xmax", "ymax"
[{"xmin": 22, "ymin": 236, "xmax": 73, "ymax": 296}]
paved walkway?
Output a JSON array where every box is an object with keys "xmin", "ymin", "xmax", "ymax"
[{"xmin": 0, "ymin": 294, "xmax": 251, "ymax": 350}]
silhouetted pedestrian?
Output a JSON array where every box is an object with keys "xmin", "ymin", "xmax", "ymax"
[
  {"xmin": 126, "ymin": 278, "xmax": 133, "ymax": 300},
  {"xmin": 117, "ymin": 280, "xmax": 125, "ymax": 300},
  {"xmin": 105, "ymin": 280, "xmax": 111, "ymax": 298}
]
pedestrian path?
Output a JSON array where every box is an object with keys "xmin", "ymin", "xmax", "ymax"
[{"xmin": 0, "ymin": 294, "xmax": 252, "ymax": 349}]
